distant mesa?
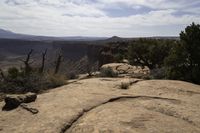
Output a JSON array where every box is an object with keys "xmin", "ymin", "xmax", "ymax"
[
  {"xmin": 110, "ymin": 36, "xmax": 121, "ymax": 39},
  {"xmin": 0, "ymin": 28, "xmax": 107, "ymax": 41},
  {"xmin": 0, "ymin": 28, "xmax": 179, "ymax": 42}
]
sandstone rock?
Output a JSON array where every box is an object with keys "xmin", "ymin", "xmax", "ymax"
[
  {"xmin": 0, "ymin": 78, "xmax": 200, "ymax": 133},
  {"xmin": 101, "ymin": 63, "xmax": 150, "ymax": 77},
  {"xmin": 3, "ymin": 92, "xmax": 37, "ymax": 110},
  {"xmin": 122, "ymin": 59, "xmax": 129, "ymax": 64}
]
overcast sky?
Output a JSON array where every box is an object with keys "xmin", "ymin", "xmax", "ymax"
[{"xmin": 0, "ymin": 0, "xmax": 200, "ymax": 37}]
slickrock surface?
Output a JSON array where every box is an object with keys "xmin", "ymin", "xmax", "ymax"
[{"xmin": 0, "ymin": 78, "xmax": 200, "ymax": 133}]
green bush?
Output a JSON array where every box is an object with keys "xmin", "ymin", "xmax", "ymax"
[
  {"xmin": 128, "ymin": 39, "xmax": 174, "ymax": 69},
  {"xmin": 149, "ymin": 68, "xmax": 166, "ymax": 79},
  {"xmin": 164, "ymin": 23, "xmax": 200, "ymax": 84},
  {"xmin": 114, "ymin": 53, "xmax": 124, "ymax": 63},
  {"xmin": 100, "ymin": 67, "xmax": 118, "ymax": 77}
]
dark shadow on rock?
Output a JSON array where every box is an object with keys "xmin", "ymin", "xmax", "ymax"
[{"xmin": 2, "ymin": 102, "xmax": 20, "ymax": 111}]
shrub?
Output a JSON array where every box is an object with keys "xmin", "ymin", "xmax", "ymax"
[
  {"xmin": 119, "ymin": 82, "xmax": 130, "ymax": 89},
  {"xmin": 7, "ymin": 67, "xmax": 20, "ymax": 79},
  {"xmin": 46, "ymin": 73, "xmax": 66, "ymax": 88},
  {"xmin": 66, "ymin": 72, "xmax": 78, "ymax": 80},
  {"xmin": 0, "ymin": 68, "xmax": 67, "ymax": 94},
  {"xmin": 114, "ymin": 53, "xmax": 124, "ymax": 63},
  {"xmin": 0, "ymin": 93, "xmax": 5, "ymax": 102},
  {"xmin": 100, "ymin": 67, "xmax": 118, "ymax": 77},
  {"xmin": 149, "ymin": 68, "xmax": 166, "ymax": 79},
  {"xmin": 164, "ymin": 23, "xmax": 200, "ymax": 84},
  {"xmin": 128, "ymin": 39, "xmax": 174, "ymax": 69}
]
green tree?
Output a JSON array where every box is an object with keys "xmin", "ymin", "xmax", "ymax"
[
  {"xmin": 180, "ymin": 22, "xmax": 200, "ymax": 81},
  {"xmin": 128, "ymin": 39, "xmax": 173, "ymax": 69},
  {"xmin": 165, "ymin": 23, "xmax": 200, "ymax": 84},
  {"xmin": 164, "ymin": 42, "xmax": 188, "ymax": 80}
]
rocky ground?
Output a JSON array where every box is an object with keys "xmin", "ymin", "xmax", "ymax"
[
  {"xmin": 101, "ymin": 63, "xmax": 150, "ymax": 78},
  {"xmin": 0, "ymin": 77, "xmax": 200, "ymax": 133}
]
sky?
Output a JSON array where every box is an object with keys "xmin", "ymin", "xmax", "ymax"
[{"xmin": 0, "ymin": 0, "xmax": 200, "ymax": 37}]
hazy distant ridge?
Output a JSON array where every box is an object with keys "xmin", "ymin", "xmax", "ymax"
[
  {"xmin": 0, "ymin": 29, "xmax": 107, "ymax": 41},
  {"xmin": 0, "ymin": 28, "xmax": 179, "ymax": 41}
]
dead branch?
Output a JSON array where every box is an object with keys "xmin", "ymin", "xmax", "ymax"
[
  {"xmin": 54, "ymin": 50, "xmax": 63, "ymax": 74},
  {"xmin": 39, "ymin": 49, "xmax": 47, "ymax": 73},
  {"xmin": 0, "ymin": 68, "xmax": 6, "ymax": 81},
  {"xmin": 21, "ymin": 49, "xmax": 34, "ymax": 74}
]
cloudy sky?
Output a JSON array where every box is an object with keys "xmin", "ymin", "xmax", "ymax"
[{"xmin": 0, "ymin": 0, "xmax": 200, "ymax": 37}]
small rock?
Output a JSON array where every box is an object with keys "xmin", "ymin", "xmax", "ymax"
[
  {"xmin": 122, "ymin": 59, "xmax": 129, "ymax": 64},
  {"xmin": 3, "ymin": 92, "xmax": 37, "ymax": 110}
]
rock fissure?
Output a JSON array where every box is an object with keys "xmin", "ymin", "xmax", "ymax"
[
  {"xmin": 60, "ymin": 95, "xmax": 179, "ymax": 133},
  {"xmin": 20, "ymin": 104, "xmax": 39, "ymax": 114},
  {"xmin": 143, "ymin": 106, "xmax": 199, "ymax": 128}
]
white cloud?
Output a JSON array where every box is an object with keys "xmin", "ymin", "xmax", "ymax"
[
  {"xmin": 97, "ymin": 0, "xmax": 200, "ymax": 10},
  {"xmin": 0, "ymin": 0, "xmax": 199, "ymax": 37}
]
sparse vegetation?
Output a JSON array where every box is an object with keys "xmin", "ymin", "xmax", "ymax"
[
  {"xmin": 149, "ymin": 67, "xmax": 166, "ymax": 79},
  {"xmin": 66, "ymin": 72, "xmax": 78, "ymax": 80},
  {"xmin": 100, "ymin": 67, "xmax": 118, "ymax": 77},
  {"xmin": 119, "ymin": 82, "xmax": 130, "ymax": 89},
  {"xmin": 0, "ymin": 49, "xmax": 67, "ymax": 94},
  {"xmin": 0, "ymin": 68, "xmax": 66, "ymax": 94},
  {"xmin": 0, "ymin": 93, "xmax": 5, "ymax": 102}
]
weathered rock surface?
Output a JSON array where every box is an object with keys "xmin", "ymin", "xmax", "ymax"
[
  {"xmin": 101, "ymin": 63, "xmax": 150, "ymax": 77},
  {"xmin": 0, "ymin": 78, "xmax": 200, "ymax": 133},
  {"xmin": 3, "ymin": 92, "xmax": 37, "ymax": 110}
]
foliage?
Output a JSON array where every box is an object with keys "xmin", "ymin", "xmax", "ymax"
[
  {"xmin": 164, "ymin": 42, "xmax": 188, "ymax": 80},
  {"xmin": 0, "ymin": 48, "xmax": 69, "ymax": 94},
  {"xmin": 100, "ymin": 67, "xmax": 118, "ymax": 77},
  {"xmin": 7, "ymin": 67, "xmax": 20, "ymax": 79},
  {"xmin": 119, "ymin": 82, "xmax": 130, "ymax": 89},
  {"xmin": 128, "ymin": 39, "xmax": 174, "ymax": 69},
  {"xmin": 98, "ymin": 41, "xmax": 129, "ymax": 66},
  {"xmin": 149, "ymin": 67, "xmax": 166, "ymax": 79},
  {"xmin": 0, "ymin": 68, "xmax": 66, "ymax": 94},
  {"xmin": 113, "ymin": 53, "xmax": 124, "ymax": 63},
  {"xmin": 180, "ymin": 23, "xmax": 200, "ymax": 66},
  {"xmin": 165, "ymin": 23, "xmax": 200, "ymax": 84}
]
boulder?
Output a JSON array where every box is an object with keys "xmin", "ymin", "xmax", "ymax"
[
  {"xmin": 0, "ymin": 78, "xmax": 200, "ymax": 133},
  {"xmin": 101, "ymin": 63, "xmax": 150, "ymax": 77},
  {"xmin": 3, "ymin": 92, "xmax": 37, "ymax": 110}
]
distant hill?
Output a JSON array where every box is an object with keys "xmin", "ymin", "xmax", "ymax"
[
  {"xmin": 0, "ymin": 29, "xmax": 107, "ymax": 41},
  {"xmin": 0, "ymin": 28, "xmax": 179, "ymax": 42}
]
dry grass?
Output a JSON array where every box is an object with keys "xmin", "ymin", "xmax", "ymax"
[
  {"xmin": 0, "ymin": 93, "xmax": 5, "ymax": 102},
  {"xmin": 119, "ymin": 82, "xmax": 130, "ymax": 90}
]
